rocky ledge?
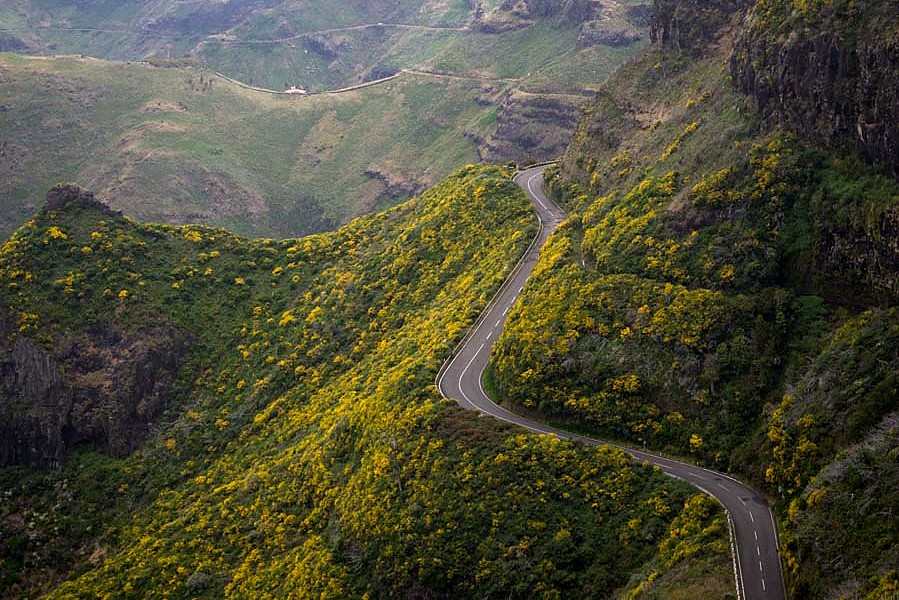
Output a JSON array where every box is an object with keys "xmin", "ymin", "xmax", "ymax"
[
  {"xmin": 730, "ymin": 0, "xmax": 899, "ymax": 175},
  {"xmin": 0, "ymin": 319, "xmax": 190, "ymax": 469}
]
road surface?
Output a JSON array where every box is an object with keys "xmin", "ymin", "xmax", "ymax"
[{"xmin": 437, "ymin": 165, "xmax": 786, "ymax": 600}]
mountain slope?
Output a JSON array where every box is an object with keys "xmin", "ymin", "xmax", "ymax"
[
  {"xmin": 0, "ymin": 0, "xmax": 653, "ymax": 241},
  {"xmin": 0, "ymin": 167, "xmax": 730, "ymax": 598},
  {"xmin": 0, "ymin": 54, "xmax": 492, "ymax": 240},
  {"xmin": 491, "ymin": 0, "xmax": 899, "ymax": 597},
  {"xmin": 1, "ymin": 0, "xmax": 648, "ymax": 92}
]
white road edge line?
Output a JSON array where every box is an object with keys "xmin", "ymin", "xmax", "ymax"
[
  {"xmin": 456, "ymin": 343, "xmax": 485, "ymax": 409},
  {"xmin": 694, "ymin": 483, "xmax": 744, "ymax": 600},
  {"xmin": 768, "ymin": 505, "xmax": 787, "ymax": 596},
  {"xmin": 436, "ymin": 165, "xmax": 772, "ymax": 600}
]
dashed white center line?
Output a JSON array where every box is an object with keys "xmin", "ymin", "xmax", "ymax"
[
  {"xmin": 448, "ymin": 168, "xmax": 779, "ymax": 600},
  {"xmin": 527, "ymin": 174, "xmax": 549, "ymax": 209}
]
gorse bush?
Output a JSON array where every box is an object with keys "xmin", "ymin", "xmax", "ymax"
[
  {"xmin": 0, "ymin": 166, "xmax": 727, "ymax": 598},
  {"xmin": 494, "ymin": 9, "xmax": 899, "ymax": 594}
]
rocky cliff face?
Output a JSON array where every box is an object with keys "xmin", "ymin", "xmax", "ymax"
[
  {"xmin": 818, "ymin": 203, "xmax": 899, "ymax": 304},
  {"xmin": 470, "ymin": 90, "xmax": 585, "ymax": 164},
  {"xmin": 474, "ymin": 0, "xmax": 602, "ymax": 32},
  {"xmin": 0, "ymin": 319, "xmax": 190, "ymax": 469},
  {"xmin": 649, "ymin": 0, "xmax": 750, "ymax": 53},
  {"xmin": 730, "ymin": 0, "xmax": 899, "ymax": 175}
]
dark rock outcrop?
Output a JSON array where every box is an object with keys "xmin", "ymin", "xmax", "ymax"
[
  {"xmin": 730, "ymin": 1, "xmax": 899, "ymax": 175},
  {"xmin": 304, "ymin": 35, "xmax": 352, "ymax": 61},
  {"xmin": 476, "ymin": 91, "xmax": 585, "ymax": 164},
  {"xmin": 0, "ymin": 320, "xmax": 190, "ymax": 469},
  {"xmin": 362, "ymin": 65, "xmax": 399, "ymax": 83},
  {"xmin": 577, "ymin": 23, "xmax": 641, "ymax": 49},
  {"xmin": 42, "ymin": 183, "xmax": 120, "ymax": 216},
  {"xmin": 816, "ymin": 205, "xmax": 899, "ymax": 304},
  {"xmin": 0, "ymin": 33, "xmax": 28, "ymax": 53},
  {"xmin": 364, "ymin": 168, "xmax": 426, "ymax": 206},
  {"xmin": 649, "ymin": 0, "xmax": 750, "ymax": 53}
]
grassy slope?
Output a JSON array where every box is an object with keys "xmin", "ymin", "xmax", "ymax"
[
  {"xmin": 0, "ymin": 0, "xmax": 473, "ymax": 39},
  {"xmin": 1, "ymin": 0, "xmax": 647, "ymax": 91},
  {"xmin": 0, "ymin": 167, "xmax": 727, "ymax": 598},
  {"xmin": 199, "ymin": 0, "xmax": 648, "ymax": 94},
  {"xmin": 0, "ymin": 0, "xmax": 651, "ymax": 241},
  {"xmin": 0, "ymin": 53, "xmax": 495, "ymax": 240},
  {"xmin": 0, "ymin": 0, "xmax": 649, "ymax": 240},
  {"xmin": 491, "ymin": 2, "xmax": 899, "ymax": 597}
]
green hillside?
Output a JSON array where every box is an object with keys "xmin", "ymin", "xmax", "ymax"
[
  {"xmin": 3, "ymin": 0, "xmax": 897, "ymax": 598},
  {"xmin": 1, "ymin": 0, "xmax": 648, "ymax": 91},
  {"xmin": 0, "ymin": 167, "xmax": 731, "ymax": 598},
  {"xmin": 491, "ymin": 0, "xmax": 899, "ymax": 597},
  {"xmin": 0, "ymin": 0, "xmax": 653, "ymax": 241},
  {"xmin": 0, "ymin": 54, "xmax": 495, "ymax": 240}
]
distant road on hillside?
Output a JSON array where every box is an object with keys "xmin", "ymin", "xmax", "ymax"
[
  {"xmin": 0, "ymin": 22, "xmax": 467, "ymax": 45},
  {"xmin": 200, "ymin": 22, "xmax": 468, "ymax": 45},
  {"xmin": 438, "ymin": 164, "xmax": 786, "ymax": 600}
]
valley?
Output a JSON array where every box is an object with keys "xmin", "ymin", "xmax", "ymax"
[
  {"xmin": 0, "ymin": 0, "xmax": 650, "ymax": 240},
  {"xmin": 0, "ymin": 167, "xmax": 734, "ymax": 598},
  {"xmin": 440, "ymin": 165, "xmax": 784, "ymax": 599},
  {"xmin": 0, "ymin": 0, "xmax": 897, "ymax": 598}
]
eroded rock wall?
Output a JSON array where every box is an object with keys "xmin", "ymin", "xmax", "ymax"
[
  {"xmin": 0, "ymin": 319, "xmax": 190, "ymax": 468},
  {"xmin": 730, "ymin": 0, "xmax": 899, "ymax": 175}
]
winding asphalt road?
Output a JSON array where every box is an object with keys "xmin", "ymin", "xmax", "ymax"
[{"xmin": 437, "ymin": 165, "xmax": 786, "ymax": 600}]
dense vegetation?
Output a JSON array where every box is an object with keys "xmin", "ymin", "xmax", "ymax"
[
  {"xmin": 492, "ymin": 1, "xmax": 899, "ymax": 597},
  {"xmin": 0, "ymin": 166, "xmax": 730, "ymax": 597},
  {"xmin": 3, "ymin": 0, "xmax": 897, "ymax": 597}
]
